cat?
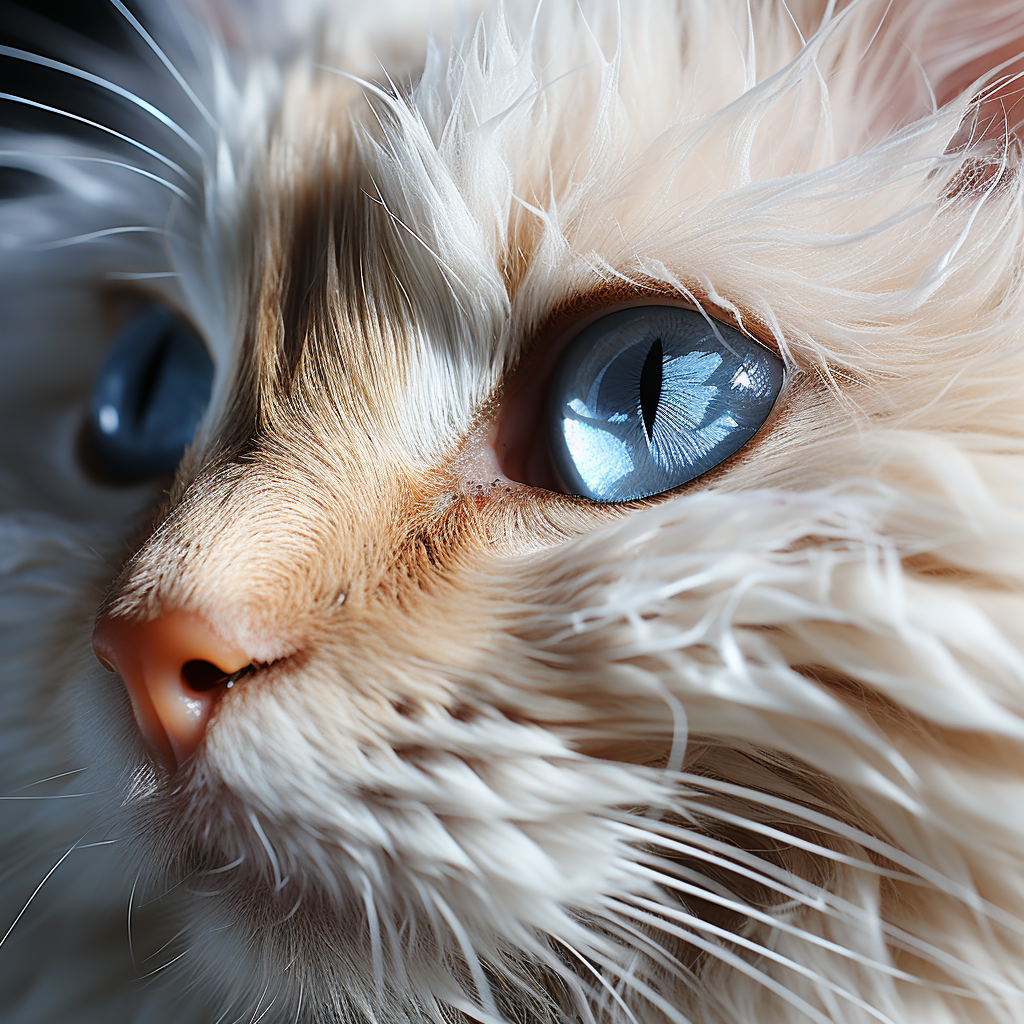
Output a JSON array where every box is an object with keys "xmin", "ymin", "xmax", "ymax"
[{"xmin": 4, "ymin": 0, "xmax": 1024, "ymax": 1022}]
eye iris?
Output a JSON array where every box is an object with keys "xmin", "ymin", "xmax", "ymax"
[
  {"xmin": 86, "ymin": 306, "xmax": 214, "ymax": 484},
  {"xmin": 546, "ymin": 306, "xmax": 783, "ymax": 502}
]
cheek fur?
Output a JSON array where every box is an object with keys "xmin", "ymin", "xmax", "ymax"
[{"xmin": 5, "ymin": 3, "xmax": 1024, "ymax": 1024}]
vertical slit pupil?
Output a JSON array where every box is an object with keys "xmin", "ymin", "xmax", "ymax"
[
  {"xmin": 639, "ymin": 338, "xmax": 663, "ymax": 441},
  {"xmin": 133, "ymin": 329, "xmax": 173, "ymax": 424}
]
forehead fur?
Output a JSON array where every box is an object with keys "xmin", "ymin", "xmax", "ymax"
[{"xmin": 220, "ymin": 0, "xmax": 1024, "ymax": 463}]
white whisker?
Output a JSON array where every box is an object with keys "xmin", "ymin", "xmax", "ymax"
[
  {"xmin": 675, "ymin": 775, "xmax": 1024, "ymax": 932},
  {"xmin": 0, "ymin": 94, "xmax": 198, "ymax": 187},
  {"xmin": 247, "ymin": 981, "xmax": 274, "ymax": 1024},
  {"xmin": 107, "ymin": 0, "xmax": 218, "ymax": 130},
  {"xmin": 9, "ymin": 768, "xmax": 88, "ymax": 791},
  {"xmin": 248, "ymin": 811, "xmax": 283, "ymax": 890},
  {"xmin": 605, "ymin": 906, "xmax": 839, "ymax": 1024},
  {"xmin": 578, "ymin": 942, "xmax": 699, "ymax": 1024},
  {"xmin": 27, "ymin": 226, "xmax": 166, "ymax": 251},
  {"xmin": 359, "ymin": 873, "xmax": 385, "ymax": 994},
  {"xmin": 553, "ymin": 935, "xmax": 642, "ymax": 1024},
  {"xmin": 629, "ymin": 859, "xmax": 1002, "ymax": 998},
  {"xmin": 0, "ymin": 832, "xmax": 90, "ymax": 952},
  {"xmin": 0, "ymin": 151, "xmax": 198, "ymax": 206},
  {"xmin": 617, "ymin": 895, "xmax": 904, "ymax": 1024},
  {"xmin": 251, "ymin": 994, "xmax": 278, "ymax": 1024},
  {"xmin": 127, "ymin": 871, "xmax": 141, "ymax": 975},
  {"xmin": 671, "ymin": 797, "xmax": 927, "ymax": 883},
  {"xmin": 280, "ymin": 889, "xmax": 303, "ymax": 923},
  {"xmin": 426, "ymin": 887, "xmax": 499, "ymax": 1019},
  {"xmin": 363, "ymin": 169, "xmax": 471, "ymax": 314},
  {"xmin": 137, "ymin": 870, "xmax": 195, "ymax": 909},
  {"xmin": 620, "ymin": 817, "xmax": 1016, "ymax": 989},
  {"xmin": 201, "ymin": 853, "xmax": 247, "ymax": 875},
  {"xmin": 105, "ymin": 271, "xmax": 179, "ymax": 280},
  {"xmin": 137, "ymin": 944, "xmax": 190, "ymax": 981},
  {"xmin": 0, "ymin": 46, "xmax": 208, "ymax": 162},
  {"xmin": 0, "ymin": 792, "xmax": 95, "ymax": 800}
]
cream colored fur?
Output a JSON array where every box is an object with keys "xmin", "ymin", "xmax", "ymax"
[{"xmin": 3, "ymin": 1, "xmax": 1024, "ymax": 1023}]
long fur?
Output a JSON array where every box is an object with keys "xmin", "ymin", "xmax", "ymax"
[{"xmin": 4, "ymin": 2, "xmax": 1024, "ymax": 1022}]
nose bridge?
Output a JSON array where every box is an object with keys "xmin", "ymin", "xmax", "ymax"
[
  {"xmin": 127, "ymin": 460, "xmax": 351, "ymax": 613},
  {"xmin": 91, "ymin": 453, "xmax": 408, "ymax": 769},
  {"xmin": 93, "ymin": 406, "xmax": 483, "ymax": 768}
]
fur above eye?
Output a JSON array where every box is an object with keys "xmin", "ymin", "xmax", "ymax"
[
  {"xmin": 546, "ymin": 306, "xmax": 784, "ymax": 501},
  {"xmin": 86, "ymin": 305, "xmax": 214, "ymax": 484}
]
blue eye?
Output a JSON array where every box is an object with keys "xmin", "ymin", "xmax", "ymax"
[
  {"xmin": 546, "ymin": 306, "xmax": 783, "ymax": 501},
  {"xmin": 87, "ymin": 305, "xmax": 214, "ymax": 484}
]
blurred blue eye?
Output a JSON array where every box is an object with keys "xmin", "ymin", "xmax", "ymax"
[
  {"xmin": 546, "ymin": 306, "xmax": 783, "ymax": 501},
  {"xmin": 87, "ymin": 305, "xmax": 214, "ymax": 484}
]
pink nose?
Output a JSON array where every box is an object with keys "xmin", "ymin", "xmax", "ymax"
[{"xmin": 93, "ymin": 609, "xmax": 251, "ymax": 770}]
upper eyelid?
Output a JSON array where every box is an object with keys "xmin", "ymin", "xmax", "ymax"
[{"xmin": 505, "ymin": 286, "xmax": 784, "ymax": 399}]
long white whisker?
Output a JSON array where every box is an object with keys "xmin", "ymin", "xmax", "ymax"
[
  {"xmin": 246, "ymin": 981, "xmax": 272, "ymax": 1024},
  {"xmin": 628, "ymin": 859, "xmax": 998, "ymax": 998},
  {"xmin": 0, "ymin": 832, "xmax": 90, "ymax": 951},
  {"xmin": 127, "ymin": 871, "xmax": 141, "ymax": 975},
  {"xmin": 0, "ymin": 94, "xmax": 198, "ymax": 189},
  {"xmin": 105, "ymin": 271, "xmax": 179, "ymax": 280},
  {"xmin": 605, "ymin": 905, "xmax": 838, "ymax": 1024},
  {"xmin": 201, "ymin": 853, "xmax": 247, "ymax": 876},
  {"xmin": 27, "ymin": 226, "xmax": 168, "ymax": 252},
  {"xmin": 427, "ymin": 888, "xmax": 499, "ymax": 1019},
  {"xmin": 279, "ymin": 889, "xmax": 304, "ymax": 923},
  {"xmin": 616, "ymin": 817, "xmax": 849, "ymax": 908},
  {"xmin": 0, "ymin": 46, "xmax": 208, "ymax": 161},
  {"xmin": 359, "ymin": 873, "xmax": 384, "ymax": 994},
  {"xmin": 672, "ymin": 797, "xmax": 926, "ymax": 883},
  {"xmin": 141, "ymin": 922, "xmax": 191, "ymax": 964},
  {"xmin": 137, "ymin": 869, "xmax": 196, "ymax": 909},
  {"xmin": 553, "ymin": 935, "xmax": 642, "ymax": 1024},
  {"xmin": 0, "ymin": 149, "xmax": 196, "ymax": 205},
  {"xmin": 106, "ymin": 0, "xmax": 217, "ymax": 130},
  {"xmin": 247, "ymin": 811, "xmax": 283, "ymax": 890},
  {"xmin": 251, "ymin": 993, "xmax": 278, "ymax": 1024},
  {"xmin": 0, "ymin": 792, "xmax": 95, "ymax": 800},
  {"xmin": 578, "ymin": 942, "xmax": 698, "ymax": 1024},
  {"xmin": 631, "ymin": 817, "xmax": 1019, "ymax": 990},
  {"xmin": 675, "ymin": 775, "xmax": 1024, "ymax": 932},
  {"xmin": 9, "ymin": 768, "xmax": 88, "ymax": 791},
  {"xmin": 617, "ymin": 895, "xmax": 903, "ymax": 1024},
  {"xmin": 7, "ymin": 151, "xmax": 195, "ymax": 206},
  {"xmin": 137, "ymin": 944, "xmax": 190, "ymax": 980},
  {"xmin": 363, "ymin": 168, "xmax": 470, "ymax": 315}
]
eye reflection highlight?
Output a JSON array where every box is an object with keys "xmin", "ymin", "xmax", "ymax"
[{"xmin": 547, "ymin": 307, "xmax": 783, "ymax": 502}]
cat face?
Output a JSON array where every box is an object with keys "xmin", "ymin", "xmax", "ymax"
[{"xmin": 6, "ymin": 1, "xmax": 1024, "ymax": 1022}]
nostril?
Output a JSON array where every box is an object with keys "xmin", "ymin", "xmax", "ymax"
[
  {"xmin": 93, "ymin": 608, "xmax": 253, "ymax": 770},
  {"xmin": 182, "ymin": 659, "xmax": 230, "ymax": 692},
  {"xmin": 181, "ymin": 659, "xmax": 255, "ymax": 693}
]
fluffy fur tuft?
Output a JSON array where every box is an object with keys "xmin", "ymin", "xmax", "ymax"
[{"xmin": 5, "ymin": 2, "xmax": 1024, "ymax": 1023}]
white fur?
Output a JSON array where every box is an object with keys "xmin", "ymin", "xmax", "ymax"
[{"xmin": 5, "ymin": 2, "xmax": 1024, "ymax": 1022}]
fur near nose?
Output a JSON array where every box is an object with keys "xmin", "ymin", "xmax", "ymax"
[{"xmin": 93, "ymin": 610, "xmax": 251, "ymax": 770}]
